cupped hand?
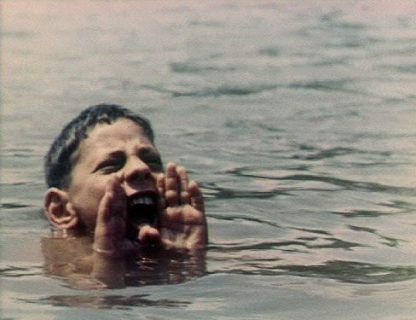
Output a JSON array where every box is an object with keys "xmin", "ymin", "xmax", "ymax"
[
  {"xmin": 157, "ymin": 162, "xmax": 208, "ymax": 251},
  {"xmin": 93, "ymin": 175, "xmax": 136, "ymax": 257}
]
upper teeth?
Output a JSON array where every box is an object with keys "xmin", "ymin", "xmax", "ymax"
[{"xmin": 131, "ymin": 196, "xmax": 154, "ymax": 206}]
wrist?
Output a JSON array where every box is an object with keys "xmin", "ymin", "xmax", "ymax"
[{"xmin": 92, "ymin": 243, "xmax": 124, "ymax": 258}]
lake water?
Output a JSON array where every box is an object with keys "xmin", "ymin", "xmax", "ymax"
[{"xmin": 2, "ymin": 1, "xmax": 416, "ymax": 319}]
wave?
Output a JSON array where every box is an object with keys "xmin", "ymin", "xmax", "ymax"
[{"xmin": 142, "ymin": 84, "xmax": 278, "ymax": 97}]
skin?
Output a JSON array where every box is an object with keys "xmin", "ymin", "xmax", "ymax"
[{"xmin": 44, "ymin": 118, "xmax": 207, "ymax": 259}]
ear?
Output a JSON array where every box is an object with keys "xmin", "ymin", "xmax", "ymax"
[{"xmin": 44, "ymin": 188, "xmax": 79, "ymax": 230}]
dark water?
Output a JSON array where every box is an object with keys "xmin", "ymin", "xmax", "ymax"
[{"xmin": 2, "ymin": 1, "xmax": 416, "ymax": 319}]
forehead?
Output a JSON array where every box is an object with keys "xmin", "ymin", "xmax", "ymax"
[{"xmin": 76, "ymin": 118, "xmax": 154, "ymax": 160}]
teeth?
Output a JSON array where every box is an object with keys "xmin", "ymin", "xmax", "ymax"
[{"xmin": 131, "ymin": 196, "xmax": 154, "ymax": 206}]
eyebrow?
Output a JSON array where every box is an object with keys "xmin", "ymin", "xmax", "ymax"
[
  {"xmin": 137, "ymin": 146, "xmax": 161, "ymax": 158},
  {"xmin": 97, "ymin": 146, "xmax": 161, "ymax": 163},
  {"xmin": 102, "ymin": 150, "xmax": 125, "ymax": 159}
]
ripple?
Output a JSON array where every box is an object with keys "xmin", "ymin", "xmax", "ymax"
[
  {"xmin": 21, "ymin": 294, "xmax": 190, "ymax": 310},
  {"xmin": 209, "ymin": 213, "xmax": 282, "ymax": 229},
  {"xmin": 382, "ymin": 200, "xmax": 416, "ymax": 212},
  {"xmin": 393, "ymin": 63, "xmax": 416, "ymax": 73},
  {"xmin": 258, "ymin": 47, "xmax": 280, "ymax": 57},
  {"xmin": 210, "ymin": 240, "xmax": 308, "ymax": 252},
  {"xmin": 2, "ymin": 31, "xmax": 35, "ymax": 39},
  {"xmin": 288, "ymin": 79, "xmax": 355, "ymax": 93},
  {"xmin": 292, "ymin": 146, "xmax": 391, "ymax": 161},
  {"xmin": 210, "ymin": 237, "xmax": 362, "ymax": 252},
  {"xmin": 203, "ymin": 184, "xmax": 288, "ymax": 199},
  {"xmin": 330, "ymin": 209, "xmax": 391, "ymax": 218},
  {"xmin": 188, "ymin": 19, "xmax": 224, "ymax": 28},
  {"xmin": 234, "ymin": 172, "xmax": 416, "ymax": 196},
  {"xmin": 278, "ymin": 260, "xmax": 416, "ymax": 284},
  {"xmin": 0, "ymin": 265, "xmax": 43, "ymax": 278},
  {"xmin": 170, "ymin": 61, "xmax": 236, "ymax": 74},
  {"xmin": 348, "ymin": 225, "xmax": 401, "ymax": 248},
  {"xmin": 210, "ymin": 257, "xmax": 416, "ymax": 284},
  {"xmin": 0, "ymin": 202, "xmax": 31, "ymax": 209},
  {"xmin": 143, "ymin": 83, "xmax": 278, "ymax": 97}
]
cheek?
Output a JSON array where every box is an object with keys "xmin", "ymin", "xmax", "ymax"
[{"xmin": 69, "ymin": 179, "xmax": 107, "ymax": 218}]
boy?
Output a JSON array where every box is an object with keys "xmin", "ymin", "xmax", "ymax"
[{"xmin": 43, "ymin": 104, "xmax": 208, "ymax": 261}]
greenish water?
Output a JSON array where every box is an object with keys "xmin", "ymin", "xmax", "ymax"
[{"xmin": 2, "ymin": 1, "xmax": 416, "ymax": 319}]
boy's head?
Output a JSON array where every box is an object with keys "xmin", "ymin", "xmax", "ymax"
[
  {"xmin": 45, "ymin": 104, "xmax": 154, "ymax": 189},
  {"xmin": 44, "ymin": 104, "xmax": 162, "ymax": 235}
]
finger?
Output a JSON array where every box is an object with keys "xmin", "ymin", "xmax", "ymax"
[
  {"xmin": 95, "ymin": 176, "xmax": 126, "ymax": 241},
  {"xmin": 97, "ymin": 176, "xmax": 118, "ymax": 222},
  {"xmin": 176, "ymin": 165, "xmax": 189, "ymax": 190},
  {"xmin": 111, "ymin": 176, "xmax": 126, "ymax": 219},
  {"xmin": 97, "ymin": 190, "xmax": 113, "ymax": 224},
  {"xmin": 137, "ymin": 225, "xmax": 162, "ymax": 247},
  {"xmin": 188, "ymin": 181, "xmax": 205, "ymax": 213},
  {"xmin": 156, "ymin": 173, "xmax": 165, "ymax": 191},
  {"xmin": 165, "ymin": 162, "xmax": 179, "ymax": 206},
  {"xmin": 156, "ymin": 173, "xmax": 166, "ymax": 212},
  {"xmin": 165, "ymin": 162, "xmax": 178, "ymax": 189},
  {"xmin": 97, "ymin": 175, "xmax": 125, "ymax": 224},
  {"xmin": 177, "ymin": 165, "xmax": 190, "ymax": 204},
  {"xmin": 158, "ymin": 183, "xmax": 167, "ymax": 215}
]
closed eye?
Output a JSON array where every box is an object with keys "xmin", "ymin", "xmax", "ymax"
[
  {"xmin": 146, "ymin": 157, "xmax": 163, "ymax": 172},
  {"xmin": 141, "ymin": 154, "xmax": 163, "ymax": 172},
  {"xmin": 94, "ymin": 160, "xmax": 123, "ymax": 173},
  {"xmin": 93, "ymin": 152, "xmax": 126, "ymax": 174},
  {"xmin": 139, "ymin": 148, "xmax": 163, "ymax": 172}
]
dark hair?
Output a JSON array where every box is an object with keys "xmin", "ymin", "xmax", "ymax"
[{"xmin": 45, "ymin": 104, "xmax": 155, "ymax": 189}]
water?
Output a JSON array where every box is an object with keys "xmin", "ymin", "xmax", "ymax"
[{"xmin": 2, "ymin": 0, "xmax": 416, "ymax": 319}]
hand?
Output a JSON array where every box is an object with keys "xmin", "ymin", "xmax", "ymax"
[
  {"xmin": 93, "ymin": 175, "xmax": 135, "ymax": 257},
  {"xmin": 157, "ymin": 162, "xmax": 208, "ymax": 251}
]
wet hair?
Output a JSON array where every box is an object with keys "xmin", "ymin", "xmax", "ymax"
[{"xmin": 45, "ymin": 104, "xmax": 155, "ymax": 189}]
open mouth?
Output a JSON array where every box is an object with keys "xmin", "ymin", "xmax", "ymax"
[{"xmin": 126, "ymin": 191, "xmax": 159, "ymax": 237}]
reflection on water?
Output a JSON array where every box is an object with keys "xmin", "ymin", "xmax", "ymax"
[
  {"xmin": 41, "ymin": 237, "xmax": 206, "ymax": 289},
  {"xmin": 22, "ymin": 294, "xmax": 190, "ymax": 310},
  {"xmin": 2, "ymin": 0, "xmax": 416, "ymax": 319}
]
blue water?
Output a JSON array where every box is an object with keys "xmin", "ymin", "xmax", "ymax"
[{"xmin": 2, "ymin": 1, "xmax": 416, "ymax": 319}]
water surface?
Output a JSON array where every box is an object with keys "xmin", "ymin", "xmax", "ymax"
[{"xmin": 2, "ymin": 1, "xmax": 416, "ymax": 319}]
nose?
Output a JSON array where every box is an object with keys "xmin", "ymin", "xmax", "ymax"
[{"xmin": 122, "ymin": 157, "xmax": 152, "ymax": 188}]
